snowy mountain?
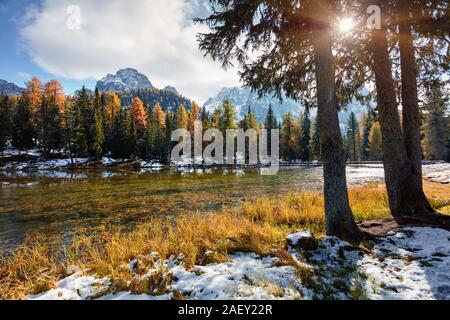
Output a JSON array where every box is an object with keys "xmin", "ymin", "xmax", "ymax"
[
  {"xmin": 203, "ymin": 87, "xmax": 301, "ymax": 122},
  {"xmin": 204, "ymin": 86, "xmax": 373, "ymax": 130},
  {"xmin": 163, "ymin": 86, "xmax": 178, "ymax": 94},
  {"xmin": 0, "ymin": 79, "xmax": 25, "ymax": 96},
  {"xmin": 96, "ymin": 68, "xmax": 154, "ymax": 92}
]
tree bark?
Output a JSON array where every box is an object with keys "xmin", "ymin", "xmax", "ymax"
[
  {"xmin": 397, "ymin": 0, "xmax": 426, "ymax": 188},
  {"xmin": 311, "ymin": 4, "xmax": 361, "ymax": 241},
  {"xmin": 370, "ymin": 2, "xmax": 433, "ymax": 217}
]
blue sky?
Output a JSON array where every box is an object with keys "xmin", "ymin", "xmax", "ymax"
[
  {"xmin": 0, "ymin": 0, "xmax": 96, "ymax": 92},
  {"xmin": 0, "ymin": 0, "xmax": 239, "ymax": 103}
]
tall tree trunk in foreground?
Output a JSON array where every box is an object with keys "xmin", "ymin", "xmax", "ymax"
[
  {"xmin": 370, "ymin": 3, "xmax": 433, "ymax": 217},
  {"xmin": 397, "ymin": 0, "xmax": 426, "ymax": 190},
  {"xmin": 311, "ymin": 3, "xmax": 361, "ymax": 241}
]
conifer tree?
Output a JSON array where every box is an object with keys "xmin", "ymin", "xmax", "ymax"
[
  {"xmin": 280, "ymin": 112, "xmax": 298, "ymax": 161},
  {"xmin": 12, "ymin": 95, "xmax": 35, "ymax": 153},
  {"xmin": 92, "ymin": 89, "xmax": 105, "ymax": 160},
  {"xmin": 0, "ymin": 96, "xmax": 12, "ymax": 154},
  {"xmin": 422, "ymin": 84, "xmax": 449, "ymax": 160},
  {"xmin": 40, "ymin": 96, "xmax": 63, "ymax": 156},
  {"xmin": 174, "ymin": 104, "xmax": 188, "ymax": 130},
  {"xmin": 131, "ymin": 97, "xmax": 147, "ymax": 137},
  {"xmin": 369, "ymin": 122, "xmax": 383, "ymax": 161},
  {"xmin": 265, "ymin": 104, "xmax": 278, "ymax": 156},
  {"xmin": 299, "ymin": 110, "xmax": 312, "ymax": 162},
  {"xmin": 71, "ymin": 103, "xmax": 88, "ymax": 163},
  {"xmin": 311, "ymin": 117, "xmax": 321, "ymax": 161},
  {"xmin": 346, "ymin": 112, "xmax": 360, "ymax": 161},
  {"xmin": 360, "ymin": 110, "xmax": 374, "ymax": 161},
  {"xmin": 111, "ymin": 108, "xmax": 132, "ymax": 159}
]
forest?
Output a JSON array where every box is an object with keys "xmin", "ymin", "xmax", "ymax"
[{"xmin": 1, "ymin": 77, "xmax": 448, "ymax": 164}]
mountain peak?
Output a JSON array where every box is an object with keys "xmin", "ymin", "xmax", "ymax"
[
  {"xmin": 96, "ymin": 68, "xmax": 153, "ymax": 92},
  {"xmin": 0, "ymin": 79, "xmax": 25, "ymax": 96}
]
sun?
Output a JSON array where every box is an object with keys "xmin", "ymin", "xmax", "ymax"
[{"xmin": 339, "ymin": 17, "xmax": 355, "ymax": 33}]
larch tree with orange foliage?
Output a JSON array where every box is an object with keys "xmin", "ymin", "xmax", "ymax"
[
  {"xmin": 131, "ymin": 97, "xmax": 147, "ymax": 136},
  {"xmin": 25, "ymin": 77, "xmax": 43, "ymax": 128}
]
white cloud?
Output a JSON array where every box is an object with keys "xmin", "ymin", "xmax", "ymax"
[
  {"xmin": 19, "ymin": 0, "xmax": 240, "ymax": 103},
  {"xmin": 17, "ymin": 71, "xmax": 32, "ymax": 79}
]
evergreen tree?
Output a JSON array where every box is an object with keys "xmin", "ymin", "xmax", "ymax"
[
  {"xmin": 280, "ymin": 112, "xmax": 298, "ymax": 161},
  {"xmin": 220, "ymin": 100, "xmax": 237, "ymax": 132},
  {"xmin": 174, "ymin": 104, "xmax": 188, "ymax": 129},
  {"xmin": 299, "ymin": 110, "xmax": 312, "ymax": 162},
  {"xmin": 245, "ymin": 106, "xmax": 258, "ymax": 131},
  {"xmin": 111, "ymin": 108, "xmax": 132, "ymax": 159},
  {"xmin": 71, "ymin": 103, "xmax": 88, "ymax": 162},
  {"xmin": 12, "ymin": 95, "xmax": 35, "ymax": 153},
  {"xmin": 369, "ymin": 122, "xmax": 383, "ymax": 161},
  {"xmin": 422, "ymin": 84, "xmax": 449, "ymax": 160},
  {"xmin": 164, "ymin": 109, "xmax": 174, "ymax": 163},
  {"xmin": 0, "ymin": 96, "xmax": 12, "ymax": 154},
  {"xmin": 311, "ymin": 116, "xmax": 321, "ymax": 161},
  {"xmin": 40, "ymin": 96, "xmax": 63, "ymax": 156},
  {"xmin": 346, "ymin": 112, "xmax": 360, "ymax": 162},
  {"xmin": 92, "ymin": 89, "xmax": 105, "ymax": 160},
  {"xmin": 265, "ymin": 104, "xmax": 278, "ymax": 156},
  {"xmin": 360, "ymin": 111, "xmax": 374, "ymax": 161}
]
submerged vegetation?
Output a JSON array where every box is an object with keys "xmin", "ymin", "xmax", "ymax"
[{"xmin": 1, "ymin": 181, "xmax": 448, "ymax": 299}]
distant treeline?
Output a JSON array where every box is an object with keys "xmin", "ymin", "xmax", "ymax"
[{"xmin": 0, "ymin": 77, "xmax": 449, "ymax": 163}]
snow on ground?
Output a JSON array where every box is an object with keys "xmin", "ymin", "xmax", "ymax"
[
  {"xmin": 29, "ymin": 227, "xmax": 450, "ymax": 300},
  {"xmin": 423, "ymin": 163, "xmax": 450, "ymax": 184}
]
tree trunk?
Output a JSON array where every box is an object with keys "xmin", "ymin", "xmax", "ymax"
[
  {"xmin": 397, "ymin": 0, "xmax": 425, "ymax": 188},
  {"xmin": 311, "ymin": 5, "xmax": 361, "ymax": 241},
  {"xmin": 369, "ymin": 2, "xmax": 433, "ymax": 217}
]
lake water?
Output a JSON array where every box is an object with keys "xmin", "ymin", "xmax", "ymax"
[{"xmin": 0, "ymin": 166, "xmax": 328, "ymax": 252}]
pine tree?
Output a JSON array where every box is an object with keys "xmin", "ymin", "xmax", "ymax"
[
  {"xmin": 174, "ymin": 104, "xmax": 188, "ymax": 129},
  {"xmin": 311, "ymin": 116, "xmax": 321, "ymax": 161},
  {"xmin": 12, "ymin": 95, "xmax": 35, "ymax": 153},
  {"xmin": 422, "ymin": 84, "xmax": 449, "ymax": 160},
  {"xmin": 369, "ymin": 122, "xmax": 383, "ymax": 161},
  {"xmin": 71, "ymin": 103, "xmax": 88, "ymax": 162},
  {"xmin": 360, "ymin": 111, "xmax": 374, "ymax": 161},
  {"xmin": 265, "ymin": 104, "xmax": 278, "ymax": 156},
  {"xmin": 280, "ymin": 112, "xmax": 298, "ymax": 161},
  {"xmin": 299, "ymin": 110, "xmax": 312, "ymax": 162},
  {"xmin": 220, "ymin": 100, "xmax": 237, "ymax": 132},
  {"xmin": 111, "ymin": 108, "xmax": 132, "ymax": 159},
  {"xmin": 346, "ymin": 112, "xmax": 360, "ymax": 162},
  {"xmin": 0, "ymin": 96, "xmax": 12, "ymax": 154},
  {"xmin": 164, "ymin": 109, "xmax": 174, "ymax": 163},
  {"xmin": 245, "ymin": 107, "xmax": 258, "ymax": 131},
  {"xmin": 201, "ymin": 107, "xmax": 211, "ymax": 131},
  {"xmin": 150, "ymin": 103, "xmax": 166, "ymax": 162},
  {"xmin": 40, "ymin": 96, "xmax": 63, "ymax": 156},
  {"xmin": 92, "ymin": 89, "xmax": 105, "ymax": 160}
]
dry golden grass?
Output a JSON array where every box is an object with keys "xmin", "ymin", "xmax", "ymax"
[{"xmin": 1, "ymin": 181, "xmax": 448, "ymax": 300}]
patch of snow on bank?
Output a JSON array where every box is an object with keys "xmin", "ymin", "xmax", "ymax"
[
  {"xmin": 30, "ymin": 227, "xmax": 450, "ymax": 300},
  {"xmin": 29, "ymin": 272, "xmax": 109, "ymax": 300},
  {"xmin": 423, "ymin": 163, "xmax": 450, "ymax": 184}
]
